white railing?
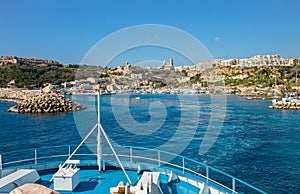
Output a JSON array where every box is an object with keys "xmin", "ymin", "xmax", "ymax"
[{"xmin": 0, "ymin": 145, "xmax": 267, "ymax": 194}]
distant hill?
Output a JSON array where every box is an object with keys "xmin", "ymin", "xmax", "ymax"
[
  {"xmin": 1, "ymin": 58, "xmax": 299, "ymax": 93},
  {"xmin": 220, "ymin": 65, "xmax": 300, "ymax": 92},
  {"xmin": 0, "ymin": 63, "xmax": 77, "ymax": 88}
]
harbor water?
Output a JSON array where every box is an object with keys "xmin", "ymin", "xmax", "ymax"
[{"xmin": 0, "ymin": 94, "xmax": 299, "ymax": 193}]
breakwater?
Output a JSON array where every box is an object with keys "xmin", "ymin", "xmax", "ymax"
[
  {"xmin": 0, "ymin": 88, "xmax": 86, "ymax": 113},
  {"xmin": 269, "ymin": 99, "xmax": 300, "ymax": 110},
  {"xmin": 0, "ymin": 88, "xmax": 40, "ymax": 102}
]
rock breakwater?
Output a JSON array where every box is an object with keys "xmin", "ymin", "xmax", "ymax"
[
  {"xmin": 0, "ymin": 88, "xmax": 40, "ymax": 102},
  {"xmin": 269, "ymin": 100, "xmax": 300, "ymax": 110},
  {"xmin": 7, "ymin": 93, "xmax": 86, "ymax": 113},
  {"xmin": 0, "ymin": 88, "xmax": 86, "ymax": 113}
]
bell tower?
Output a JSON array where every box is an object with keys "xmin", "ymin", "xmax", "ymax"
[{"xmin": 169, "ymin": 56, "xmax": 173, "ymax": 67}]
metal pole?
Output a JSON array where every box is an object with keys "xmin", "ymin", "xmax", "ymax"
[
  {"xmin": 103, "ymin": 159, "xmax": 105, "ymax": 171},
  {"xmin": 158, "ymin": 151, "xmax": 161, "ymax": 166},
  {"xmin": 50, "ymin": 123, "xmax": 98, "ymax": 182},
  {"xmin": 0, "ymin": 154, "xmax": 2, "ymax": 170},
  {"xmin": 99, "ymin": 124, "xmax": 132, "ymax": 184},
  {"xmin": 97, "ymin": 90, "xmax": 103, "ymax": 172},
  {"xmin": 206, "ymin": 166, "xmax": 209, "ymax": 183},
  {"xmin": 182, "ymin": 158, "xmax": 185, "ymax": 174},
  {"xmin": 232, "ymin": 178, "xmax": 236, "ymax": 193},
  {"xmin": 97, "ymin": 90, "xmax": 100, "ymax": 123},
  {"xmin": 130, "ymin": 147, "xmax": 132, "ymax": 163},
  {"xmin": 97, "ymin": 125, "xmax": 102, "ymax": 172},
  {"xmin": 68, "ymin": 145, "xmax": 71, "ymax": 157},
  {"xmin": 34, "ymin": 149, "xmax": 37, "ymax": 165},
  {"xmin": 63, "ymin": 124, "xmax": 97, "ymax": 166}
]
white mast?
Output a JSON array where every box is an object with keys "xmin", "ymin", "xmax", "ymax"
[
  {"xmin": 97, "ymin": 90, "xmax": 102, "ymax": 172},
  {"xmin": 51, "ymin": 89, "xmax": 132, "ymax": 184},
  {"xmin": 95, "ymin": 89, "xmax": 132, "ymax": 184}
]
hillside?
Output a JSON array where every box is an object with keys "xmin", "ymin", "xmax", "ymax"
[
  {"xmin": 0, "ymin": 64, "xmax": 102, "ymax": 88},
  {"xmin": 0, "ymin": 62, "xmax": 299, "ymax": 95},
  {"xmin": 220, "ymin": 65, "xmax": 300, "ymax": 92}
]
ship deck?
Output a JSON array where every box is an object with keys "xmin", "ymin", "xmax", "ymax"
[
  {"xmin": 0, "ymin": 145, "xmax": 266, "ymax": 194},
  {"xmin": 39, "ymin": 168, "xmax": 200, "ymax": 194}
]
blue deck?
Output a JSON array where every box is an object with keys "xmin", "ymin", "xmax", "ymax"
[
  {"xmin": 39, "ymin": 169, "xmax": 200, "ymax": 194},
  {"xmin": 0, "ymin": 145, "xmax": 267, "ymax": 194}
]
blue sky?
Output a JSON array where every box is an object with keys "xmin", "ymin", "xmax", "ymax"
[{"xmin": 1, "ymin": 0, "xmax": 300, "ymax": 65}]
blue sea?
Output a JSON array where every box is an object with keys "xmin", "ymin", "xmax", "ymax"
[{"xmin": 0, "ymin": 94, "xmax": 299, "ymax": 193}]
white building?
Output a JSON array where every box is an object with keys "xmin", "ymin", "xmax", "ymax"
[{"xmin": 218, "ymin": 54, "xmax": 290, "ymax": 68}]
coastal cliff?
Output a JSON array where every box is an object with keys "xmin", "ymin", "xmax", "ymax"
[{"xmin": 0, "ymin": 88, "xmax": 86, "ymax": 113}]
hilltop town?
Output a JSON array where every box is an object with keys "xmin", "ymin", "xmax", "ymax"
[{"xmin": 1, "ymin": 55, "xmax": 300, "ymax": 98}]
